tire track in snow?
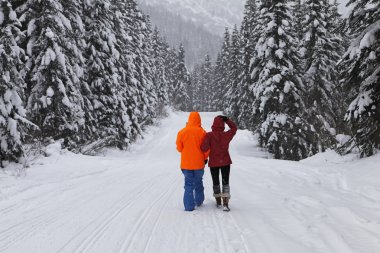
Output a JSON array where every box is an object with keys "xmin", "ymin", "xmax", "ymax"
[
  {"xmin": 0, "ymin": 165, "xmax": 110, "ymax": 202},
  {"xmin": 212, "ymin": 210, "xmax": 250, "ymax": 253},
  {"xmin": 0, "ymin": 212, "xmax": 59, "ymax": 252},
  {"xmin": 120, "ymin": 175, "xmax": 180, "ymax": 253},
  {"xmin": 0, "ymin": 182, "xmax": 84, "ymax": 251},
  {"xmin": 227, "ymin": 213, "xmax": 250, "ymax": 252},
  {"xmin": 61, "ymin": 174, "xmax": 169, "ymax": 253},
  {"xmin": 142, "ymin": 178, "xmax": 182, "ymax": 253},
  {"xmin": 211, "ymin": 210, "xmax": 229, "ymax": 253},
  {"xmin": 0, "ymin": 167, "xmax": 153, "ymax": 252}
]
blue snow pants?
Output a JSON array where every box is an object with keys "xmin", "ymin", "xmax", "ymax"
[{"xmin": 181, "ymin": 169, "xmax": 205, "ymax": 211}]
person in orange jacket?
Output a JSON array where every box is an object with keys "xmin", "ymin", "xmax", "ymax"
[{"xmin": 176, "ymin": 112, "xmax": 209, "ymax": 211}]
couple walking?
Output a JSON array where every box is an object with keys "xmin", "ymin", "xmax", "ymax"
[{"xmin": 176, "ymin": 112, "xmax": 237, "ymax": 212}]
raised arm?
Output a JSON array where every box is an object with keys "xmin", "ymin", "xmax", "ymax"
[{"xmin": 225, "ymin": 119, "xmax": 237, "ymax": 141}]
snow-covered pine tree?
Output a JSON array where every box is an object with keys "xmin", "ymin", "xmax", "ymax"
[
  {"xmin": 125, "ymin": 4, "xmax": 158, "ymax": 127},
  {"xmin": 116, "ymin": 0, "xmax": 157, "ymax": 145},
  {"xmin": 171, "ymin": 44, "xmax": 190, "ymax": 111},
  {"xmin": 329, "ymin": 0, "xmax": 346, "ymax": 36},
  {"xmin": 251, "ymin": 0, "xmax": 320, "ymax": 161},
  {"xmin": 191, "ymin": 55, "xmax": 214, "ymax": 112},
  {"xmin": 189, "ymin": 64, "xmax": 201, "ymax": 111},
  {"xmin": 189, "ymin": 65, "xmax": 199, "ymax": 111},
  {"xmin": 339, "ymin": 0, "xmax": 380, "ymax": 157},
  {"xmin": 195, "ymin": 62, "xmax": 212, "ymax": 112},
  {"xmin": 213, "ymin": 28, "xmax": 230, "ymax": 111},
  {"xmin": 163, "ymin": 42, "xmax": 178, "ymax": 106},
  {"xmin": 0, "ymin": 0, "xmax": 28, "ymax": 166},
  {"xmin": 327, "ymin": 0, "xmax": 350, "ymax": 134},
  {"xmin": 301, "ymin": 0, "xmax": 345, "ymax": 150},
  {"xmin": 21, "ymin": 0, "xmax": 86, "ymax": 148},
  {"xmin": 211, "ymin": 53, "xmax": 223, "ymax": 111},
  {"xmin": 224, "ymin": 25, "xmax": 242, "ymax": 121},
  {"xmin": 201, "ymin": 54, "xmax": 213, "ymax": 111},
  {"xmin": 151, "ymin": 26, "xmax": 169, "ymax": 113},
  {"xmin": 197, "ymin": 56, "xmax": 206, "ymax": 111},
  {"xmin": 82, "ymin": 0, "xmax": 131, "ymax": 148},
  {"xmin": 237, "ymin": 0, "xmax": 259, "ymax": 129},
  {"xmin": 82, "ymin": 0, "xmax": 159, "ymax": 149},
  {"xmin": 293, "ymin": 0, "xmax": 306, "ymax": 41}
]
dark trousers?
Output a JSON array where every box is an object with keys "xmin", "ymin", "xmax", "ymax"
[{"xmin": 210, "ymin": 165, "xmax": 230, "ymax": 186}]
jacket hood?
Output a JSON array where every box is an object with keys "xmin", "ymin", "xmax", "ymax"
[
  {"xmin": 212, "ymin": 116, "xmax": 225, "ymax": 131},
  {"xmin": 187, "ymin": 112, "xmax": 201, "ymax": 127}
]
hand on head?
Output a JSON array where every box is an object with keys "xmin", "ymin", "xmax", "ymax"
[{"xmin": 217, "ymin": 115, "xmax": 229, "ymax": 122}]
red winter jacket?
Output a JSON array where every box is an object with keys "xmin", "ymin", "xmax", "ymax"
[{"xmin": 201, "ymin": 117, "xmax": 237, "ymax": 167}]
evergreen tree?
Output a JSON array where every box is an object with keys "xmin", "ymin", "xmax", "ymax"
[
  {"xmin": 237, "ymin": 0, "xmax": 259, "ymax": 129},
  {"xmin": 224, "ymin": 25, "xmax": 242, "ymax": 121},
  {"xmin": 191, "ymin": 55, "xmax": 214, "ymax": 112},
  {"xmin": 22, "ymin": 0, "xmax": 86, "ymax": 148},
  {"xmin": 151, "ymin": 26, "xmax": 169, "ymax": 112},
  {"xmin": 339, "ymin": 0, "xmax": 380, "ymax": 157},
  {"xmin": 81, "ymin": 0, "xmax": 159, "ymax": 148},
  {"xmin": 329, "ymin": 0, "xmax": 346, "ymax": 36},
  {"xmin": 301, "ymin": 0, "xmax": 345, "ymax": 150},
  {"xmin": 171, "ymin": 44, "xmax": 190, "ymax": 111},
  {"xmin": 211, "ymin": 53, "xmax": 223, "ymax": 111},
  {"xmin": 163, "ymin": 42, "xmax": 178, "ymax": 108},
  {"xmin": 190, "ymin": 64, "xmax": 201, "ymax": 111},
  {"xmin": 214, "ymin": 28, "xmax": 230, "ymax": 111},
  {"xmin": 201, "ymin": 54, "xmax": 213, "ymax": 111},
  {"xmin": 83, "ymin": 0, "xmax": 131, "ymax": 147},
  {"xmin": 328, "ymin": 0, "xmax": 349, "ymax": 133},
  {"xmin": 0, "ymin": 0, "xmax": 28, "ymax": 166},
  {"xmin": 251, "ymin": 0, "xmax": 320, "ymax": 161},
  {"xmin": 126, "ymin": 6, "xmax": 158, "ymax": 126},
  {"xmin": 118, "ymin": 0, "xmax": 155, "ymax": 142},
  {"xmin": 293, "ymin": 0, "xmax": 305, "ymax": 42}
]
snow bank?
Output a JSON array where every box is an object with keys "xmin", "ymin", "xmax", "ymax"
[
  {"xmin": 44, "ymin": 141, "xmax": 63, "ymax": 157},
  {"xmin": 300, "ymin": 149, "xmax": 359, "ymax": 164}
]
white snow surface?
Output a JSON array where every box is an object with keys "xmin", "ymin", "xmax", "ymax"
[{"xmin": 1, "ymin": 112, "xmax": 380, "ymax": 253}]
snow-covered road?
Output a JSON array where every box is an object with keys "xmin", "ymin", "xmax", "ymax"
[{"xmin": 1, "ymin": 112, "xmax": 380, "ymax": 253}]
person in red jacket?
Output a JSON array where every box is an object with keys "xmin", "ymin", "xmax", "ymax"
[{"xmin": 201, "ymin": 115, "xmax": 237, "ymax": 211}]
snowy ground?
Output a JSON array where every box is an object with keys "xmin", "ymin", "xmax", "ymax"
[{"xmin": 1, "ymin": 111, "xmax": 380, "ymax": 253}]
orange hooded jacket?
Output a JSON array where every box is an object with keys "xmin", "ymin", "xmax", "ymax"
[{"xmin": 176, "ymin": 112, "xmax": 210, "ymax": 170}]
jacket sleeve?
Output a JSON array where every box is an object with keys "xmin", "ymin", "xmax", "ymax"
[
  {"xmin": 201, "ymin": 132, "xmax": 211, "ymax": 159},
  {"xmin": 225, "ymin": 119, "xmax": 237, "ymax": 141},
  {"xmin": 176, "ymin": 131, "xmax": 183, "ymax": 152}
]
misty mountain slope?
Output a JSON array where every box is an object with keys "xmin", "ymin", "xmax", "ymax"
[
  {"xmin": 140, "ymin": 3, "xmax": 223, "ymax": 68},
  {"xmin": 140, "ymin": 0, "xmax": 349, "ymax": 35},
  {"xmin": 138, "ymin": 0, "xmax": 349, "ymax": 69},
  {"xmin": 138, "ymin": 0, "xmax": 245, "ymax": 36}
]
